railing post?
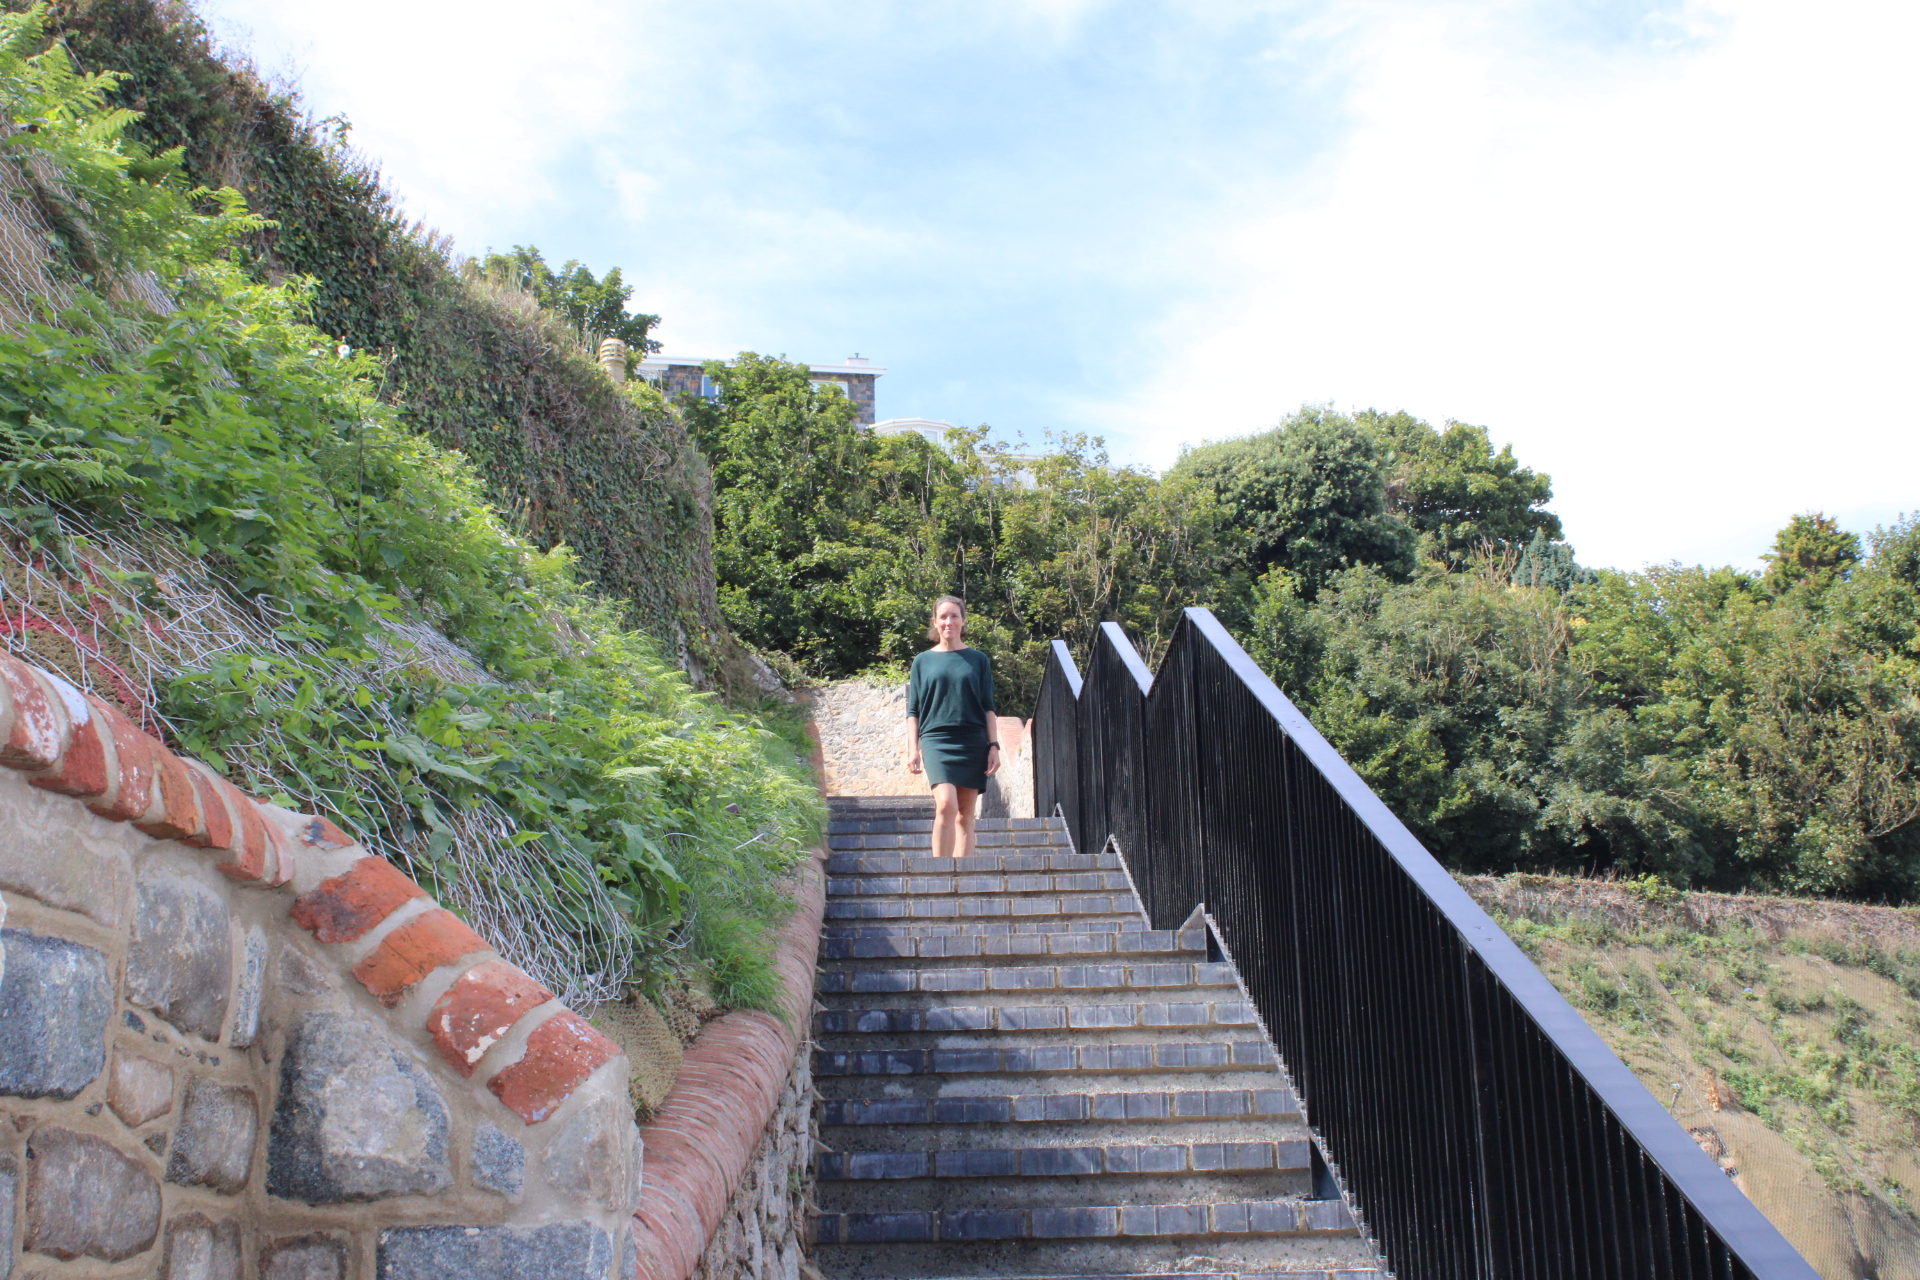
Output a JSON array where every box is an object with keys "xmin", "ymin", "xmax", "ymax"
[{"xmin": 1181, "ymin": 611, "xmax": 1210, "ymax": 929}]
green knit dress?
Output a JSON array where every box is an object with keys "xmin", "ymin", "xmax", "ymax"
[{"xmin": 907, "ymin": 647, "xmax": 996, "ymax": 792}]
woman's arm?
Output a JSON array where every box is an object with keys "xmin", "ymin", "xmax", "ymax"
[
  {"xmin": 980, "ymin": 653, "xmax": 999, "ymax": 776},
  {"xmin": 906, "ymin": 715, "xmax": 923, "ymax": 774}
]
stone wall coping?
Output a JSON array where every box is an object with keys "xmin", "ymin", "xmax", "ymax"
[
  {"xmin": 628, "ymin": 847, "xmax": 826, "ymax": 1280},
  {"xmin": 0, "ymin": 650, "xmax": 626, "ymax": 1131}
]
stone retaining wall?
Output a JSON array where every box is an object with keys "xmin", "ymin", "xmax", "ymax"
[
  {"xmin": 0, "ymin": 653, "xmax": 640, "ymax": 1280},
  {"xmin": 804, "ymin": 678, "xmax": 1030, "ymax": 813}
]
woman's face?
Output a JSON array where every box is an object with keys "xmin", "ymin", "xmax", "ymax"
[{"xmin": 933, "ymin": 601, "xmax": 965, "ymax": 645}]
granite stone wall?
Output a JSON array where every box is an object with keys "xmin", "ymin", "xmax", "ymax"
[
  {"xmin": 686, "ymin": 1048, "xmax": 811, "ymax": 1280},
  {"xmin": 0, "ymin": 653, "xmax": 641, "ymax": 1280}
]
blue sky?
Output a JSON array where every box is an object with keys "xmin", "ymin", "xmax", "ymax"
[{"xmin": 199, "ymin": 0, "xmax": 1917, "ymax": 572}]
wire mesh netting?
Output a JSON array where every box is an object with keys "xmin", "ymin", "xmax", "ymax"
[{"xmin": 0, "ymin": 503, "xmax": 634, "ymax": 1007}]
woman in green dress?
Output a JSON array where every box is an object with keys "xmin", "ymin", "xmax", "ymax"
[{"xmin": 906, "ymin": 595, "xmax": 999, "ymax": 859}]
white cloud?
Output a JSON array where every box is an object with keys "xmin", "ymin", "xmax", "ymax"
[
  {"xmin": 198, "ymin": 0, "xmax": 654, "ymax": 246},
  {"xmin": 1104, "ymin": 0, "xmax": 1920, "ymax": 570}
]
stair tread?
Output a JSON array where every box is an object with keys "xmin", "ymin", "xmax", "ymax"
[
  {"xmin": 821, "ymin": 1087, "xmax": 1299, "ymax": 1126},
  {"xmin": 817, "ymin": 998, "xmax": 1257, "ymax": 1035},
  {"xmin": 882, "ymin": 1272, "xmax": 1385, "ymax": 1279},
  {"xmin": 829, "ymin": 872, "xmax": 1134, "ymax": 894},
  {"xmin": 819, "ymin": 1140, "xmax": 1311, "ymax": 1180},
  {"xmin": 824, "ymin": 920, "xmax": 1172, "ymax": 938},
  {"xmin": 821, "ymin": 934, "xmax": 1203, "ymax": 962},
  {"xmin": 813, "ymin": 1197, "xmax": 1357, "ymax": 1242},
  {"xmin": 817, "ymin": 962, "xmax": 1237, "ymax": 996},
  {"xmin": 815, "ymin": 1041, "xmax": 1274, "ymax": 1076},
  {"xmin": 828, "ymin": 856, "xmax": 1113, "ymax": 876}
]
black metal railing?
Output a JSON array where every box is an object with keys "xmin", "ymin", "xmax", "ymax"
[{"xmin": 1034, "ymin": 609, "xmax": 1817, "ymax": 1280}]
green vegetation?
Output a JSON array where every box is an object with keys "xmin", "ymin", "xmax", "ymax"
[
  {"xmin": 1247, "ymin": 514, "xmax": 1920, "ymax": 899},
  {"xmin": 475, "ymin": 245, "xmax": 662, "ymax": 363},
  {"xmin": 0, "ymin": 5, "xmax": 819, "ymax": 1007},
  {"xmin": 1479, "ymin": 881, "xmax": 1920, "ymax": 1257}
]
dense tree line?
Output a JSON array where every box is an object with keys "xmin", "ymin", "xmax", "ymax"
[{"xmin": 680, "ymin": 356, "xmax": 1920, "ymax": 903}]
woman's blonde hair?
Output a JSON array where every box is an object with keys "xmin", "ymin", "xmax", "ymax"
[{"xmin": 926, "ymin": 595, "xmax": 966, "ymax": 643}]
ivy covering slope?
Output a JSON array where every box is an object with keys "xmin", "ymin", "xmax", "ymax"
[
  {"xmin": 13, "ymin": 0, "xmax": 741, "ymax": 676},
  {"xmin": 0, "ymin": 7, "xmax": 819, "ymax": 1008}
]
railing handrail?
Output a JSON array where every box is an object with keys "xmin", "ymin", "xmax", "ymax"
[{"xmin": 1034, "ymin": 607, "xmax": 1818, "ymax": 1280}]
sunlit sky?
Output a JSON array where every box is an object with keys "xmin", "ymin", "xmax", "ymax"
[{"xmin": 197, "ymin": 0, "xmax": 1918, "ymax": 573}]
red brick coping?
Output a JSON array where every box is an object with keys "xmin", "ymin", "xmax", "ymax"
[
  {"xmin": 629, "ymin": 847, "xmax": 827, "ymax": 1280},
  {"xmin": 0, "ymin": 651, "xmax": 622, "ymax": 1127}
]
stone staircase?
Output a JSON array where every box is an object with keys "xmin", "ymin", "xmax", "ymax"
[{"xmin": 809, "ymin": 801, "xmax": 1387, "ymax": 1280}]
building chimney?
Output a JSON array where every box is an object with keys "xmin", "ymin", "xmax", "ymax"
[{"xmin": 599, "ymin": 337, "xmax": 629, "ymax": 383}]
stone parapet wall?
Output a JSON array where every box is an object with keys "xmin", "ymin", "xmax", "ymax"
[
  {"xmin": 0, "ymin": 653, "xmax": 640, "ymax": 1280},
  {"xmin": 982, "ymin": 721, "xmax": 1034, "ymax": 820}
]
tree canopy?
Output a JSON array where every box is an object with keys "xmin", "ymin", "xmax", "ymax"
[
  {"xmin": 669, "ymin": 373, "xmax": 1920, "ymax": 904},
  {"xmin": 476, "ymin": 244, "xmax": 662, "ymax": 356}
]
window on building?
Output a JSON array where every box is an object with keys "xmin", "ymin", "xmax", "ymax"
[
  {"xmin": 810, "ymin": 379, "xmax": 848, "ymax": 398},
  {"xmin": 699, "ymin": 374, "xmax": 720, "ymax": 399}
]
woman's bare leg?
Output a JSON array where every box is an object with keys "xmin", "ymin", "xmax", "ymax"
[
  {"xmin": 955, "ymin": 786, "xmax": 981, "ymax": 859},
  {"xmin": 931, "ymin": 784, "xmax": 961, "ymax": 858}
]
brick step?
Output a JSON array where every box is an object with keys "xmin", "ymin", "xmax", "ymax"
[
  {"xmin": 815, "ymin": 1171, "xmax": 1307, "ymax": 1216},
  {"xmin": 810, "ymin": 1225, "xmax": 1376, "ymax": 1280},
  {"xmin": 818, "ymin": 1140, "xmax": 1311, "ymax": 1182},
  {"xmin": 824, "ymin": 812, "xmax": 1055, "ymax": 827},
  {"xmin": 816, "ymin": 999, "xmax": 1257, "ymax": 1036},
  {"xmin": 827, "ymin": 853, "xmax": 1109, "ymax": 876},
  {"xmin": 820, "ymin": 928, "xmax": 1203, "ymax": 962},
  {"xmin": 816, "ymin": 962, "xmax": 1236, "ymax": 997},
  {"xmin": 828, "ymin": 871, "xmax": 1133, "ymax": 897},
  {"xmin": 816, "ymin": 1072, "xmax": 1292, "ymax": 1110},
  {"xmin": 825, "ymin": 1178, "xmax": 1330, "ymax": 1223},
  {"xmin": 826, "ymin": 814, "xmax": 1062, "ymax": 834},
  {"xmin": 820, "ymin": 1087, "xmax": 1300, "ymax": 1128},
  {"xmin": 812, "ymin": 1245, "xmax": 1383, "ymax": 1280},
  {"xmin": 815, "ymin": 1040, "xmax": 1275, "ymax": 1078},
  {"xmin": 870, "ymin": 1272, "xmax": 1385, "ymax": 1280},
  {"xmin": 812, "ymin": 1198, "xmax": 1357, "ymax": 1245},
  {"xmin": 827, "ymin": 830, "xmax": 1076, "ymax": 849},
  {"xmin": 825, "ymin": 895, "xmax": 1140, "ymax": 923},
  {"xmin": 824, "ymin": 919, "xmax": 1164, "ymax": 940}
]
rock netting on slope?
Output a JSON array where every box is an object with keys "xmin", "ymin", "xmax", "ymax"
[{"xmin": 0, "ymin": 651, "xmax": 641, "ymax": 1280}]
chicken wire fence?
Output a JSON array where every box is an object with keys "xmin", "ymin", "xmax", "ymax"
[{"xmin": 0, "ymin": 504, "xmax": 634, "ymax": 1007}]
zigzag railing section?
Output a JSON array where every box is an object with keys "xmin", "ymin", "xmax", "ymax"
[{"xmin": 1032, "ymin": 608, "xmax": 1818, "ymax": 1280}]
